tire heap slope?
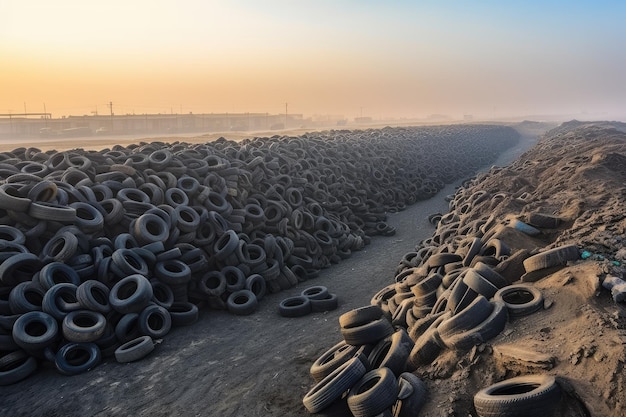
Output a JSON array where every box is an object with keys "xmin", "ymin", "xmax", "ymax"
[
  {"xmin": 302, "ymin": 121, "xmax": 626, "ymax": 416},
  {"xmin": 0, "ymin": 124, "xmax": 519, "ymax": 385}
]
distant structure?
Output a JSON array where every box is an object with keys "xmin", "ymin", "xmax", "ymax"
[{"xmin": 0, "ymin": 111, "xmax": 321, "ymax": 139}]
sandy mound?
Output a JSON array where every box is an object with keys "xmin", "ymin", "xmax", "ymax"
[{"xmin": 407, "ymin": 122, "xmax": 626, "ymax": 416}]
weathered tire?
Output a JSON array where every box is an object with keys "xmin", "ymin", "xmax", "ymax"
[
  {"xmin": 494, "ymin": 285, "xmax": 543, "ymax": 317},
  {"xmin": 278, "ymin": 296, "xmax": 311, "ymax": 318},
  {"xmin": 341, "ymin": 317, "xmax": 394, "ymax": 346},
  {"xmin": 347, "ymin": 367, "xmax": 398, "ymax": 417},
  {"xmin": 76, "ymin": 280, "xmax": 111, "ymax": 314},
  {"xmin": 310, "ymin": 340, "xmax": 359, "ymax": 382},
  {"xmin": 339, "ymin": 305, "xmax": 383, "ymax": 328},
  {"xmin": 443, "ymin": 301, "xmax": 508, "ymax": 351},
  {"xmin": 0, "ymin": 350, "xmax": 37, "ymax": 385},
  {"xmin": 367, "ymin": 329, "xmax": 413, "ymax": 377},
  {"xmin": 9, "ymin": 281, "xmax": 46, "ymax": 314},
  {"xmin": 62, "ymin": 310, "xmax": 107, "ymax": 343},
  {"xmin": 463, "ymin": 269, "xmax": 499, "ymax": 299},
  {"xmin": 473, "ymin": 374, "xmax": 561, "ymax": 417},
  {"xmin": 138, "ymin": 304, "xmax": 172, "ymax": 338},
  {"xmin": 38, "ymin": 262, "xmax": 81, "ymax": 290},
  {"xmin": 55, "ymin": 342, "xmax": 102, "ymax": 375},
  {"xmin": 394, "ymin": 372, "xmax": 428, "ymax": 417},
  {"xmin": 439, "ymin": 295, "xmax": 493, "ymax": 342},
  {"xmin": 302, "ymin": 357, "xmax": 366, "ymax": 414},
  {"xmin": 245, "ymin": 274, "xmax": 267, "ymax": 301},
  {"xmin": 109, "ymin": 274, "xmax": 153, "ymax": 314},
  {"xmin": 522, "ymin": 245, "xmax": 579, "ymax": 273},
  {"xmin": 301, "ymin": 286, "xmax": 329, "ymax": 300},
  {"xmin": 114, "ymin": 335, "xmax": 155, "ymax": 363},
  {"xmin": 12, "ymin": 311, "xmax": 59, "ymax": 352},
  {"xmin": 154, "ymin": 259, "xmax": 192, "ymax": 286},
  {"xmin": 226, "ymin": 290, "xmax": 258, "ymax": 316},
  {"xmin": 168, "ymin": 302, "xmax": 199, "ymax": 327},
  {"xmin": 310, "ymin": 293, "xmax": 339, "ymax": 313}
]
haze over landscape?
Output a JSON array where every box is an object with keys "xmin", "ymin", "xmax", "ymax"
[{"xmin": 2, "ymin": 0, "xmax": 625, "ymax": 120}]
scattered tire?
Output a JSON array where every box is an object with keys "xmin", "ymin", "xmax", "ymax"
[
  {"xmin": 227, "ymin": 290, "xmax": 258, "ymax": 316},
  {"xmin": 278, "ymin": 296, "xmax": 311, "ymax": 318},
  {"xmin": 522, "ymin": 245, "xmax": 579, "ymax": 273},
  {"xmin": 473, "ymin": 374, "xmax": 561, "ymax": 417},
  {"xmin": 493, "ymin": 285, "xmax": 544, "ymax": 317},
  {"xmin": 115, "ymin": 335, "xmax": 155, "ymax": 363},
  {"xmin": 55, "ymin": 342, "xmax": 102, "ymax": 375},
  {"xmin": 347, "ymin": 367, "xmax": 399, "ymax": 417},
  {"xmin": 302, "ymin": 357, "xmax": 367, "ymax": 414}
]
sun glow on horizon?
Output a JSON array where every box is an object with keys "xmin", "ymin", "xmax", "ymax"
[{"xmin": 2, "ymin": 1, "xmax": 626, "ymax": 119}]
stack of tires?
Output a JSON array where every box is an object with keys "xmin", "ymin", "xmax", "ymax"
[{"xmin": 0, "ymin": 124, "xmax": 520, "ymax": 385}]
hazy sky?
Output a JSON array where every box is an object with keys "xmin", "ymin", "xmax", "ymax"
[{"xmin": 2, "ymin": 1, "xmax": 626, "ymax": 119}]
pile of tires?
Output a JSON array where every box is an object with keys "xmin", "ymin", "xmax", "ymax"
[
  {"xmin": 303, "ymin": 305, "xmax": 428, "ymax": 416},
  {"xmin": 304, "ymin": 170, "xmax": 583, "ymax": 414},
  {"xmin": 0, "ymin": 125, "xmax": 520, "ymax": 385}
]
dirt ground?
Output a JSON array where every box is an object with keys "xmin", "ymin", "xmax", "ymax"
[{"xmin": 0, "ymin": 124, "xmax": 544, "ymax": 416}]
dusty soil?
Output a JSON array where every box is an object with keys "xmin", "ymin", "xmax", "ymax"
[{"xmin": 0, "ymin": 124, "xmax": 542, "ymax": 416}]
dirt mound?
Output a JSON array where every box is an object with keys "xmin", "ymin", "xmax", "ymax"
[{"xmin": 405, "ymin": 123, "xmax": 626, "ymax": 416}]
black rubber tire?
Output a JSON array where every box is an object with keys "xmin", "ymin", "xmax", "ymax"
[
  {"xmin": 302, "ymin": 357, "xmax": 367, "ymax": 414},
  {"xmin": 133, "ymin": 213, "xmax": 170, "ymax": 245},
  {"xmin": 109, "ymin": 274, "xmax": 154, "ymax": 314},
  {"xmin": 443, "ymin": 300, "xmax": 508, "ymax": 351},
  {"xmin": 62, "ymin": 310, "xmax": 107, "ymax": 343},
  {"xmin": 527, "ymin": 212, "xmax": 562, "ymax": 229},
  {"xmin": 0, "ymin": 253, "xmax": 42, "ymax": 286},
  {"xmin": 29, "ymin": 201, "xmax": 77, "ymax": 222},
  {"xmin": 168, "ymin": 302, "xmax": 199, "ymax": 327},
  {"xmin": 278, "ymin": 295, "xmax": 311, "ymax": 318},
  {"xmin": 407, "ymin": 327, "xmax": 444, "ymax": 370},
  {"xmin": 463, "ymin": 269, "xmax": 499, "ymax": 299},
  {"xmin": 222, "ymin": 266, "xmax": 246, "ymax": 292},
  {"xmin": 76, "ymin": 280, "xmax": 111, "ymax": 314},
  {"xmin": 341, "ymin": 317, "xmax": 395, "ymax": 346},
  {"xmin": 368, "ymin": 328, "xmax": 414, "ymax": 377},
  {"xmin": 310, "ymin": 293, "xmax": 339, "ymax": 313},
  {"xmin": 494, "ymin": 285, "xmax": 544, "ymax": 317},
  {"xmin": 245, "ymin": 274, "xmax": 267, "ymax": 301},
  {"xmin": 473, "ymin": 374, "xmax": 561, "ymax": 417},
  {"xmin": 395, "ymin": 372, "xmax": 428, "ymax": 417},
  {"xmin": 138, "ymin": 304, "xmax": 172, "ymax": 338},
  {"xmin": 12, "ymin": 311, "xmax": 59, "ymax": 352},
  {"xmin": 54, "ymin": 342, "xmax": 102, "ymax": 375},
  {"xmin": 199, "ymin": 271, "xmax": 227, "ymax": 297},
  {"xmin": 150, "ymin": 280, "xmax": 175, "ymax": 310},
  {"xmin": 111, "ymin": 249, "xmax": 149, "ymax": 277},
  {"xmin": 427, "ymin": 253, "xmax": 463, "ymax": 268},
  {"xmin": 439, "ymin": 295, "xmax": 493, "ymax": 341},
  {"xmin": 347, "ymin": 367, "xmax": 399, "ymax": 417},
  {"xmin": 339, "ymin": 305, "xmax": 384, "ymax": 329},
  {"xmin": 301, "ymin": 285, "xmax": 329, "ymax": 300},
  {"xmin": 310, "ymin": 340, "xmax": 359, "ymax": 383},
  {"xmin": 473, "ymin": 262, "xmax": 509, "ymax": 289},
  {"xmin": 0, "ymin": 350, "xmax": 38, "ymax": 386},
  {"xmin": 226, "ymin": 290, "xmax": 258, "ymax": 316},
  {"xmin": 154, "ymin": 259, "xmax": 192, "ymax": 286},
  {"xmin": 9, "ymin": 281, "xmax": 46, "ymax": 314},
  {"xmin": 114, "ymin": 335, "xmax": 155, "ymax": 363},
  {"xmin": 39, "ymin": 262, "xmax": 81, "ymax": 290},
  {"xmin": 522, "ymin": 245, "xmax": 579, "ymax": 273}
]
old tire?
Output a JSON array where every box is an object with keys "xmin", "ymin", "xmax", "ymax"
[{"xmin": 473, "ymin": 374, "xmax": 561, "ymax": 417}]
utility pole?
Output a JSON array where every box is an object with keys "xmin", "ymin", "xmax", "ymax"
[
  {"xmin": 24, "ymin": 102, "xmax": 27, "ymax": 115},
  {"xmin": 108, "ymin": 101, "xmax": 114, "ymax": 131},
  {"xmin": 285, "ymin": 102, "xmax": 288, "ymax": 129},
  {"xmin": 43, "ymin": 103, "xmax": 47, "ymax": 127}
]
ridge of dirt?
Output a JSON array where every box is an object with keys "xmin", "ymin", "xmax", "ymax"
[{"xmin": 405, "ymin": 122, "xmax": 626, "ymax": 416}]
